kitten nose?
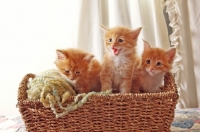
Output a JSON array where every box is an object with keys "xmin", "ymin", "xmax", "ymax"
[
  {"xmin": 70, "ymin": 75, "xmax": 75, "ymax": 80},
  {"xmin": 112, "ymin": 44, "xmax": 117, "ymax": 49},
  {"xmin": 150, "ymin": 68, "xmax": 154, "ymax": 72},
  {"xmin": 70, "ymin": 78, "xmax": 74, "ymax": 80}
]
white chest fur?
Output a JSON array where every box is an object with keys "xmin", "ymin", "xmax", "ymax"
[
  {"xmin": 113, "ymin": 55, "xmax": 132, "ymax": 75},
  {"xmin": 112, "ymin": 55, "xmax": 132, "ymax": 89},
  {"xmin": 140, "ymin": 72, "xmax": 165, "ymax": 93}
]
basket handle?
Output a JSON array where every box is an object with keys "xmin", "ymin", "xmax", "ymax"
[
  {"xmin": 17, "ymin": 73, "xmax": 35, "ymax": 102},
  {"xmin": 163, "ymin": 72, "xmax": 178, "ymax": 93}
]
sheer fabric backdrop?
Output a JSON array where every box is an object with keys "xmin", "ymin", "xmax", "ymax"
[
  {"xmin": 187, "ymin": 0, "xmax": 200, "ymax": 108},
  {"xmin": 73, "ymin": 0, "xmax": 171, "ymax": 61},
  {"xmin": 166, "ymin": 0, "xmax": 200, "ymax": 108}
]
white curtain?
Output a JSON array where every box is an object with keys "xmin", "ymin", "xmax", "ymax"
[
  {"xmin": 165, "ymin": 0, "xmax": 200, "ymax": 108},
  {"xmin": 187, "ymin": 0, "xmax": 200, "ymax": 108},
  {"xmin": 174, "ymin": 0, "xmax": 200, "ymax": 108}
]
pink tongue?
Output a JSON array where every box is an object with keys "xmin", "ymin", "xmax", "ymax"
[{"xmin": 113, "ymin": 48, "xmax": 118, "ymax": 55}]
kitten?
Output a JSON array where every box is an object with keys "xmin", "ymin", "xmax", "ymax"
[
  {"xmin": 100, "ymin": 25, "xmax": 142, "ymax": 93},
  {"xmin": 54, "ymin": 48, "xmax": 102, "ymax": 94},
  {"xmin": 131, "ymin": 40, "xmax": 176, "ymax": 93}
]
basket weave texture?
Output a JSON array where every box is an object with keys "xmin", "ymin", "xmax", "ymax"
[{"xmin": 17, "ymin": 72, "xmax": 178, "ymax": 132}]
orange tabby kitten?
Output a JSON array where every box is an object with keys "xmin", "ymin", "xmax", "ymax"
[
  {"xmin": 100, "ymin": 25, "xmax": 142, "ymax": 93},
  {"xmin": 54, "ymin": 48, "xmax": 101, "ymax": 94},
  {"xmin": 131, "ymin": 40, "xmax": 176, "ymax": 93}
]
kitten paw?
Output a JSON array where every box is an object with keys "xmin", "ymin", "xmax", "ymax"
[
  {"xmin": 101, "ymin": 87, "xmax": 112, "ymax": 92},
  {"xmin": 155, "ymin": 89, "xmax": 161, "ymax": 93}
]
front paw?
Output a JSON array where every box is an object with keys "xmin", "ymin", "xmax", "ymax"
[
  {"xmin": 155, "ymin": 88, "xmax": 161, "ymax": 93},
  {"xmin": 119, "ymin": 88, "xmax": 131, "ymax": 94},
  {"xmin": 101, "ymin": 86, "xmax": 112, "ymax": 92}
]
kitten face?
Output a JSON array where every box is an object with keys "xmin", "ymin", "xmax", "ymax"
[
  {"xmin": 141, "ymin": 41, "xmax": 176, "ymax": 76},
  {"xmin": 55, "ymin": 49, "xmax": 93, "ymax": 82},
  {"xmin": 57, "ymin": 60, "xmax": 83, "ymax": 82},
  {"xmin": 103, "ymin": 26, "xmax": 142, "ymax": 56},
  {"xmin": 142, "ymin": 53, "xmax": 167, "ymax": 76}
]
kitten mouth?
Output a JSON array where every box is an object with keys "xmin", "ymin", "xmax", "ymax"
[
  {"xmin": 112, "ymin": 48, "xmax": 121, "ymax": 55},
  {"xmin": 149, "ymin": 72, "xmax": 155, "ymax": 76}
]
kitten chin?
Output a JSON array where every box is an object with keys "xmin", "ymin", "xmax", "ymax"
[{"xmin": 145, "ymin": 68, "xmax": 163, "ymax": 76}]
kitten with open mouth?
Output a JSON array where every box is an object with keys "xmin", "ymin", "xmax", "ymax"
[
  {"xmin": 100, "ymin": 25, "xmax": 142, "ymax": 93},
  {"xmin": 112, "ymin": 47, "xmax": 121, "ymax": 55}
]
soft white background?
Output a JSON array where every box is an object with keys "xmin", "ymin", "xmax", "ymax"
[{"xmin": 0, "ymin": 0, "xmax": 80, "ymax": 115}]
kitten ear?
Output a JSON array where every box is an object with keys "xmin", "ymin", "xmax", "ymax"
[
  {"xmin": 143, "ymin": 39, "xmax": 151, "ymax": 51},
  {"xmin": 165, "ymin": 48, "xmax": 176, "ymax": 64},
  {"xmin": 130, "ymin": 27, "xmax": 143, "ymax": 40},
  {"xmin": 83, "ymin": 54, "xmax": 94, "ymax": 61},
  {"xmin": 100, "ymin": 24, "xmax": 109, "ymax": 33},
  {"xmin": 56, "ymin": 50, "xmax": 67, "ymax": 60}
]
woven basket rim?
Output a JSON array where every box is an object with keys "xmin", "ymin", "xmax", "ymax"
[{"xmin": 17, "ymin": 72, "xmax": 179, "ymax": 104}]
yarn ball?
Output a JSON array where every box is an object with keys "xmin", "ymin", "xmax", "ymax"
[
  {"xmin": 26, "ymin": 69, "xmax": 112, "ymax": 118},
  {"xmin": 27, "ymin": 69, "xmax": 76, "ymax": 107}
]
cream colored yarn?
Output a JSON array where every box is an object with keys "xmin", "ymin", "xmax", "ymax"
[
  {"xmin": 27, "ymin": 69, "xmax": 112, "ymax": 118},
  {"xmin": 50, "ymin": 90, "xmax": 112, "ymax": 118},
  {"xmin": 27, "ymin": 69, "xmax": 76, "ymax": 108}
]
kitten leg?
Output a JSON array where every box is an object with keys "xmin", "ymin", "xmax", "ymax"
[
  {"xmin": 159, "ymin": 86, "xmax": 164, "ymax": 91},
  {"xmin": 155, "ymin": 86, "xmax": 163, "ymax": 93},
  {"xmin": 75, "ymin": 79, "xmax": 90, "ymax": 94},
  {"xmin": 119, "ymin": 78, "xmax": 132, "ymax": 93},
  {"xmin": 119, "ymin": 67, "xmax": 134, "ymax": 93},
  {"xmin": 131, "ymin": 86, "xmax": 141, "ymax": 93},
  {"xmin": 79, "ymin": 86, "xmax": 90, "ymax": 93},
  {"xmin": 100, "ymin": 76, "xmax": 112, "ymax": 92},
  {"xmin": 100, "ymin": 65, "xmax": 113, "ymax": 92},
  {"xmin": 155, "ymin": 89, "xmax": 161, "ymax": 93},
  {"xmin": 131, "ymin": 77, "xmax": 142, "ymax": 93}
]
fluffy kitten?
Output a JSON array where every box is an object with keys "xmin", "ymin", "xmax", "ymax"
[
  {"xmin": 100, "ymin": 25, "xmax": 142, "ymax": 93},
  {"xmin": 54, "ymin": 48, "xmax": 101, "ymax": 94},
  {"xmin": 131, "ymin": 40, "xmax": 176, "ymax": 93}
]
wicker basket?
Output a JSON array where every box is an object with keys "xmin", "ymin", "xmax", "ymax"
[{"xmin": 17, "ymin": 72, "xmax": 178, "ymax": 132}]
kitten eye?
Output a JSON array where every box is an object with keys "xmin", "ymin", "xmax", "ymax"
[
  {"xmin": 146, "ymin": 60, "xmax": 151, "ymax": 64},
  {"xmin": 108, "ymin": 38, "xmax": 112, "ymax": 42},
  {"xmin": 156, "ymin": 62, "xmax": 162, "ymax": 66},
  {"xmin": 75, "ymin": 71, "xmax": 80, "ymax": 75},
  {"xmin": 65, "ymin": 70, "xmax": 70, "ymax": 74},
  {"xmin": 118, "ymin": 38, "xmax": 124, "ymax": 43}
]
